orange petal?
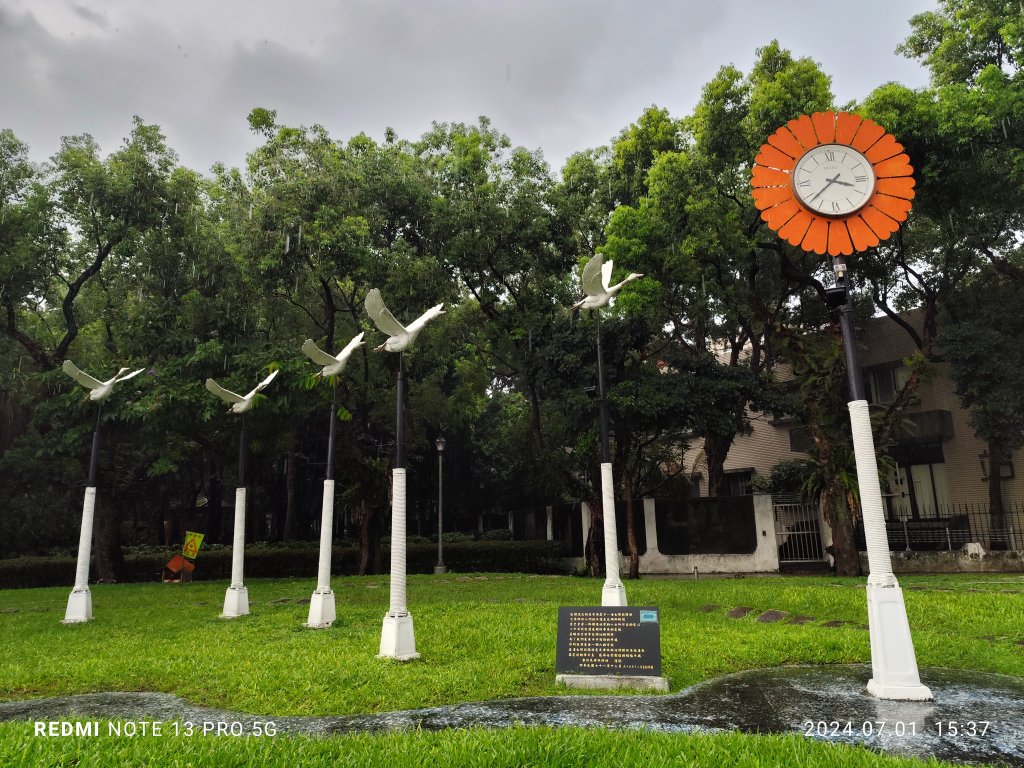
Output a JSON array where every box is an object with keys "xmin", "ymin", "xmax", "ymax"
[
  {"xmin": 835, "ymin": 112, "xmax": 863, "ymax": 145},
  {"xmin": 778, "ymin": 209, "xmax": 813, "ymax": 245},
  {"xmin": 860, "ymin": 205, "xmax": 900, "ymax": 239},
  {"xmin": 754, "ymin": 144, "xmax": 796, "ymax": 170},
  {"xmin": 801, "ymin": 217, "xmax": 830, "ymax": 255},
  {"xmin": 852, "ymin": 119, "xmax": 885, "ymax": 152},
  {"xmin": 873, "ymin": 154, "xmax": 914, "ymax": 178},
  {"xmin": 767, "ymin": 126, "xmax": 804, "ymax": 159},
  {"xmin": 846, "ymin": 214, "xmax": 879, "ymax": 251},
  {"xmin": 751, "ymin": 165, "xmax": 792, "ymax": 187},
  {"xmin": 869, "ymin": 193, "xmax": 912, "ymax": 222},
  {"xmin": 762, "ymin": 198, "xmax": 801, "ymax": 231},
  {"xmin": 875, "ymin": 176, "xmax": 916, "ymax": 200},
  {"xmin": 811, "ymin": 111, "xmax": 837, "ymax": 144},
  {"xmin": 827, "ymin": 220, "xmax": 854, "ymax": 256},
  {"xmin": 865, "ymin": 133, "xmax": 904, "ymax": 163},
  {"xmin": 787, "ymin": 115, "xmax": 818, "ymax": 149},
  {"xmin": 752, "ymin": 185, "xmax": 794, "ymax": 210}
]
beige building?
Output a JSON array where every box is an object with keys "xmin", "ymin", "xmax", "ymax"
[{"xmin": 685, "ymin": 308, "xmax": 1024, "ymax": 517}]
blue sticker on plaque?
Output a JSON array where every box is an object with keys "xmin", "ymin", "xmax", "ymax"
[{"xmin": 640, "ymin": 610, "xmax": 657, "ymax": 622}]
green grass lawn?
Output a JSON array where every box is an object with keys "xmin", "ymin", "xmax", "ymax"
[{"xmin": 0, "ymin": 573, "xmax": 1020, "ymax": 766}]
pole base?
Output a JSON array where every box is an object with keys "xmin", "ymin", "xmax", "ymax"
[
  {"xmin": 378, "ymin": 612, "xmax": 420, "ymax": 660},
  {"xmin": 221, "ymin": 585, "xmax": 249, "ymax": 619},
  {"xmin": 63, "ymin": 588, "xmax": 93, "ymax": 624},
  {"xmin": 865, "ymin": 582, "xmax": 932, "ymax": 701},
  {"xmin": 602, "ymin": 581, "xmax": 628, "ymax": 607},
  {"xmin": 433, "ymin": 565, "xmax": 448, "ymax": 575},
  {"xmin": 305, "ymin": 588, "xmax": 336, "ymax": 628}
]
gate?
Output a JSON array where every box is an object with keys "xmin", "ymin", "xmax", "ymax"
[{"xmin": 773, "ymin": 500, "xmax": 826, "ymax": 563}]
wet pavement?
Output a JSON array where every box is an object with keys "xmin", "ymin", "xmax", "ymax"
[{"xmin": 2, "ymin": 666, "xmax": 1022, "ymax": 766}]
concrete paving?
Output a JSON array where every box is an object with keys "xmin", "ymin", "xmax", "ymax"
[{"xmin": 1, "ymin": 666, "xmax": 1021, "ymax": 766}]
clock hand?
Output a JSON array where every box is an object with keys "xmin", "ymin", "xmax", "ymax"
[{"xmin": 809, "ymin": 174, "xmax": 842, "ymax": 203}]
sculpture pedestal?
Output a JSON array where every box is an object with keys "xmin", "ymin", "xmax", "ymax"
[
  {"xmin": 865, "ymin": 582, "xmax": 933, "ymax": 700},
  {"xmin": 221, "ymin": 585, "xmax": 249, "ymax": 619},
  {"xmin": 63, "ymin": 588, "xmax": 93, "ymax": 624},
  {"xmin": 379, "ymin": 612, "xmax": 419, "ymax": 661},
  {"xmin": 305, "ymin": 588, "xmax": 336, "ymax": 629},
  {"xmin": 602, "ymin": 582, "xmax": 628, "ymax": 607}
]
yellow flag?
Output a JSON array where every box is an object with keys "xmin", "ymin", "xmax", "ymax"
[{"xmin": 182, "ymin": 531, "xmax": 205, "ymax": 559}]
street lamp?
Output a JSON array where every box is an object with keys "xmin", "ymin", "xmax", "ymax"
[{"xmin": 434, "ymin": 435, "xmax": 447, "ymax": 575}]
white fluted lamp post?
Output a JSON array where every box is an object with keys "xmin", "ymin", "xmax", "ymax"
[
  {"xmin": 570, "ymin": 255, "xmax": 640, "ymax": 607},
  {"xmin": 434, "ymin": 436, "xmax": 447, "ymax": 575},
  {"xmin": 833, "ymin": 258, "xmax": 932, "ymax": 700},
  {"xmin": 205, "ymin": 369, "xmax": 279, "ymax": 619},
  {"xmin": 301, "ymin": 334, "xmax": 365, "ymax": 628},
  {"xmin": 61, "ymin": 361, "xmax": 144, "ymax": 623},
  {"xmin": 365, "ymin": 288, "xmax": 444, "ymax": 660}
]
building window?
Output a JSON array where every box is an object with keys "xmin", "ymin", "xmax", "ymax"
[
  {"xmin": 864, "ymin": 365, "xmax": 910, "ymax": 404},
  {"xmin": 979, "ymin": 452, "xmax": 1015, "ymax": 481},
  {"xmin": 723, "ymin": 470, "xmax": 753, "ymax": 497}
]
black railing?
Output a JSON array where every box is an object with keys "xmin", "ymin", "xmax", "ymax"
[{"xmin": 856, "ymin": 502, "xmax": 1024, "ymax": 552}]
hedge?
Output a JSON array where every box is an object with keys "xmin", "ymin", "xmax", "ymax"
[{"xmin": 0, "ymin": 540, "xmax": 570, "ymax": 589}]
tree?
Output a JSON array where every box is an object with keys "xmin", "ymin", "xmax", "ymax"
[{"xmin": 939, "ymin": 269, "xmax": 1024, "ymax": 544}]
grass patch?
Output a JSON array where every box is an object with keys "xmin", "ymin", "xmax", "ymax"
[
  {"xmin": 0, "ymin": 573, "xmax": 1022, "ymax": 717},
  {"xmin": 0, "ymin": 724, "xmax": 960, "ymax": 768}
]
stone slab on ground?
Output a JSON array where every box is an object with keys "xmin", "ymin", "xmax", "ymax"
[{"xmin": 555, "ymin": 674, "xmax": 670, "ymax": 692}]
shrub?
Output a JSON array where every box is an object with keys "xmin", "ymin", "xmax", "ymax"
[{"xmin": 0, "ymin": 540, "xmax": 570, "ymax": 588}]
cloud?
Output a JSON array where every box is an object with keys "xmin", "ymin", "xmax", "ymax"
[{"xmin": 0, "ymin": 0, "xmax": 932, "ymax": 175}]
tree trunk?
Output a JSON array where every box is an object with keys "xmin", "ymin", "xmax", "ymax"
[
  {"xmin": 584, "ymin": 497, "xmax": 602, "ymax": 578},
  {"xmin": 987, "ymin": 439, "xmax": 1007, "ymax": 549},
  {"xmin": 92, "ymin": 492, "xmax": 126, "ymax": 583},
  {"xmin": 356, "ymin": 499, "xmax": 380, "ymax": 575},
  {"xmin": 823, "ymin": 493, "xmax": 860, "ymax": 576},
  {"xmin": 622, "ymin": 473, "xmax": 640, "ymax": 579},
  {"xmin": 283, "ymin": 441, "xmax": 297, "ymax": 540},
  {"xmin": 704, "ymin": 433, "xmax": 735, "ymax": 497}
]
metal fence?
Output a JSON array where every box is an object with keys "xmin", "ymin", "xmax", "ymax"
[
  {"xmin": 857, "ymin": 502, "xmax": 1024, "ymax": 552},
  {"xmin": 773, "ymin": 501, "xmax": 826, "ymax": 563}
]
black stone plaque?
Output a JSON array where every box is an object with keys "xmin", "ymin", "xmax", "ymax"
[{"xmin": 556, "ymin": 606, "xmax": 662, "ymax": 676}]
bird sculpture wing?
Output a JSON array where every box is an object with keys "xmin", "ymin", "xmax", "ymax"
[
  {"xmin": 407, "ymin": 304, "xmax": 445, "ymax": 332},
  {"xmin": 600, "ymin": 258, "xmax": 614, "ymax": 293},
  {"xmin": 581, "ymin": 255, "xmax": 606, "ymax": 297},
  {"xmin": 301, "ymin": 339, "xmax": 338, "ymax": 366},
  {"xmin": 62, "ymin": 360, "xmax": 103, "ymax": 390},
  {"xmin": 115, "ymin": 368, "xmax": 145, "ymax": 383},
  {"xmin": 205, "ymin": 378, "xmax": 245, "ymax": 404},
  {"xmin": 251, "ymin": 369, "xmax": 279, "ymax": 395},
  {"xmin": 365, "ymin": 288, "xmax": 406, "ymax": 337},
  {"xmin": 339, "ymin": 331, "xmax": 365, "ymax": 357}
]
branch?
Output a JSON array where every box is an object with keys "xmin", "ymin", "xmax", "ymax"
[{"xmin": 54, "ymin": 236, "xmax": 121, "ymax": 362}]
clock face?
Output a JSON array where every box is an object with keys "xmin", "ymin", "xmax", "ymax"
[{"xmin": 791, "ymin": 144, "xmax": 875, "ymax": 217}]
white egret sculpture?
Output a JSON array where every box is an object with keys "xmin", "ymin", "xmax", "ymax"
[
  {"xmin": 205, "ymin": 368, "xmax": 279, "ymax": 618},
  {"xmin": 366, "ymin": 288, "xmax": 445, "ymax": 660},
  {"xmin": 571, "ymin": 254, "xmax": 643, "ymax": 319},
  {"xmin": 365, "ymin": 288, "xmax": 445, "ymax": 352},
  {"xmin": 571, "ymin": 255, "xmax": 644, "ymax": 607},
  {"xmin": 63, "ymin": 361, "xmax": 145, "ymax": 401},
  {"xmin": 204, "ymin": 370, "xmax": 279, "ymax": 413},
  {"xmin": 61, "ymin": 360, "xmax": 145, "ymax": 624},
  {"xmin": 301, "ymin": 332, "xmax": 365, "ymax": 628},
  {"xmin": 302, "ymin": 332, "xmax": 365, "ymax": 378}
]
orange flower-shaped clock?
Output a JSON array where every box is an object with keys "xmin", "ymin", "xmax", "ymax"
[{"xmin": 751, "ymin": 111, "xmax": 914, "ymax": 256}]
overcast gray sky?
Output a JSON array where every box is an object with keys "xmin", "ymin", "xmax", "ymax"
[{"xmin": 1, "ymin": 0, "xmax": 935, "ymax": 176}]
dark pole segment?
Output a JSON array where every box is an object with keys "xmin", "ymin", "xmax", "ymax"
[
  {"xmin": 326, "ymin": 382, "xmax": 338, "ymax": 481},
  {"xmin": 395, "ymin": 353, "xmax": 406, "ymax": 469},
  {"xmin": 87, "ymin": 404, "xmax": 102, "ymax": 487},
  {"xmin": 238, "ymin": 413, "xmax": 248, "ymax": 488},
  {"xmin": 833, "ymin": 256, "xmax": 867, "ymax": 401},
  {"xmin": 595, "ymin": 315, "xmax": 611, "ymax": 464}
]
